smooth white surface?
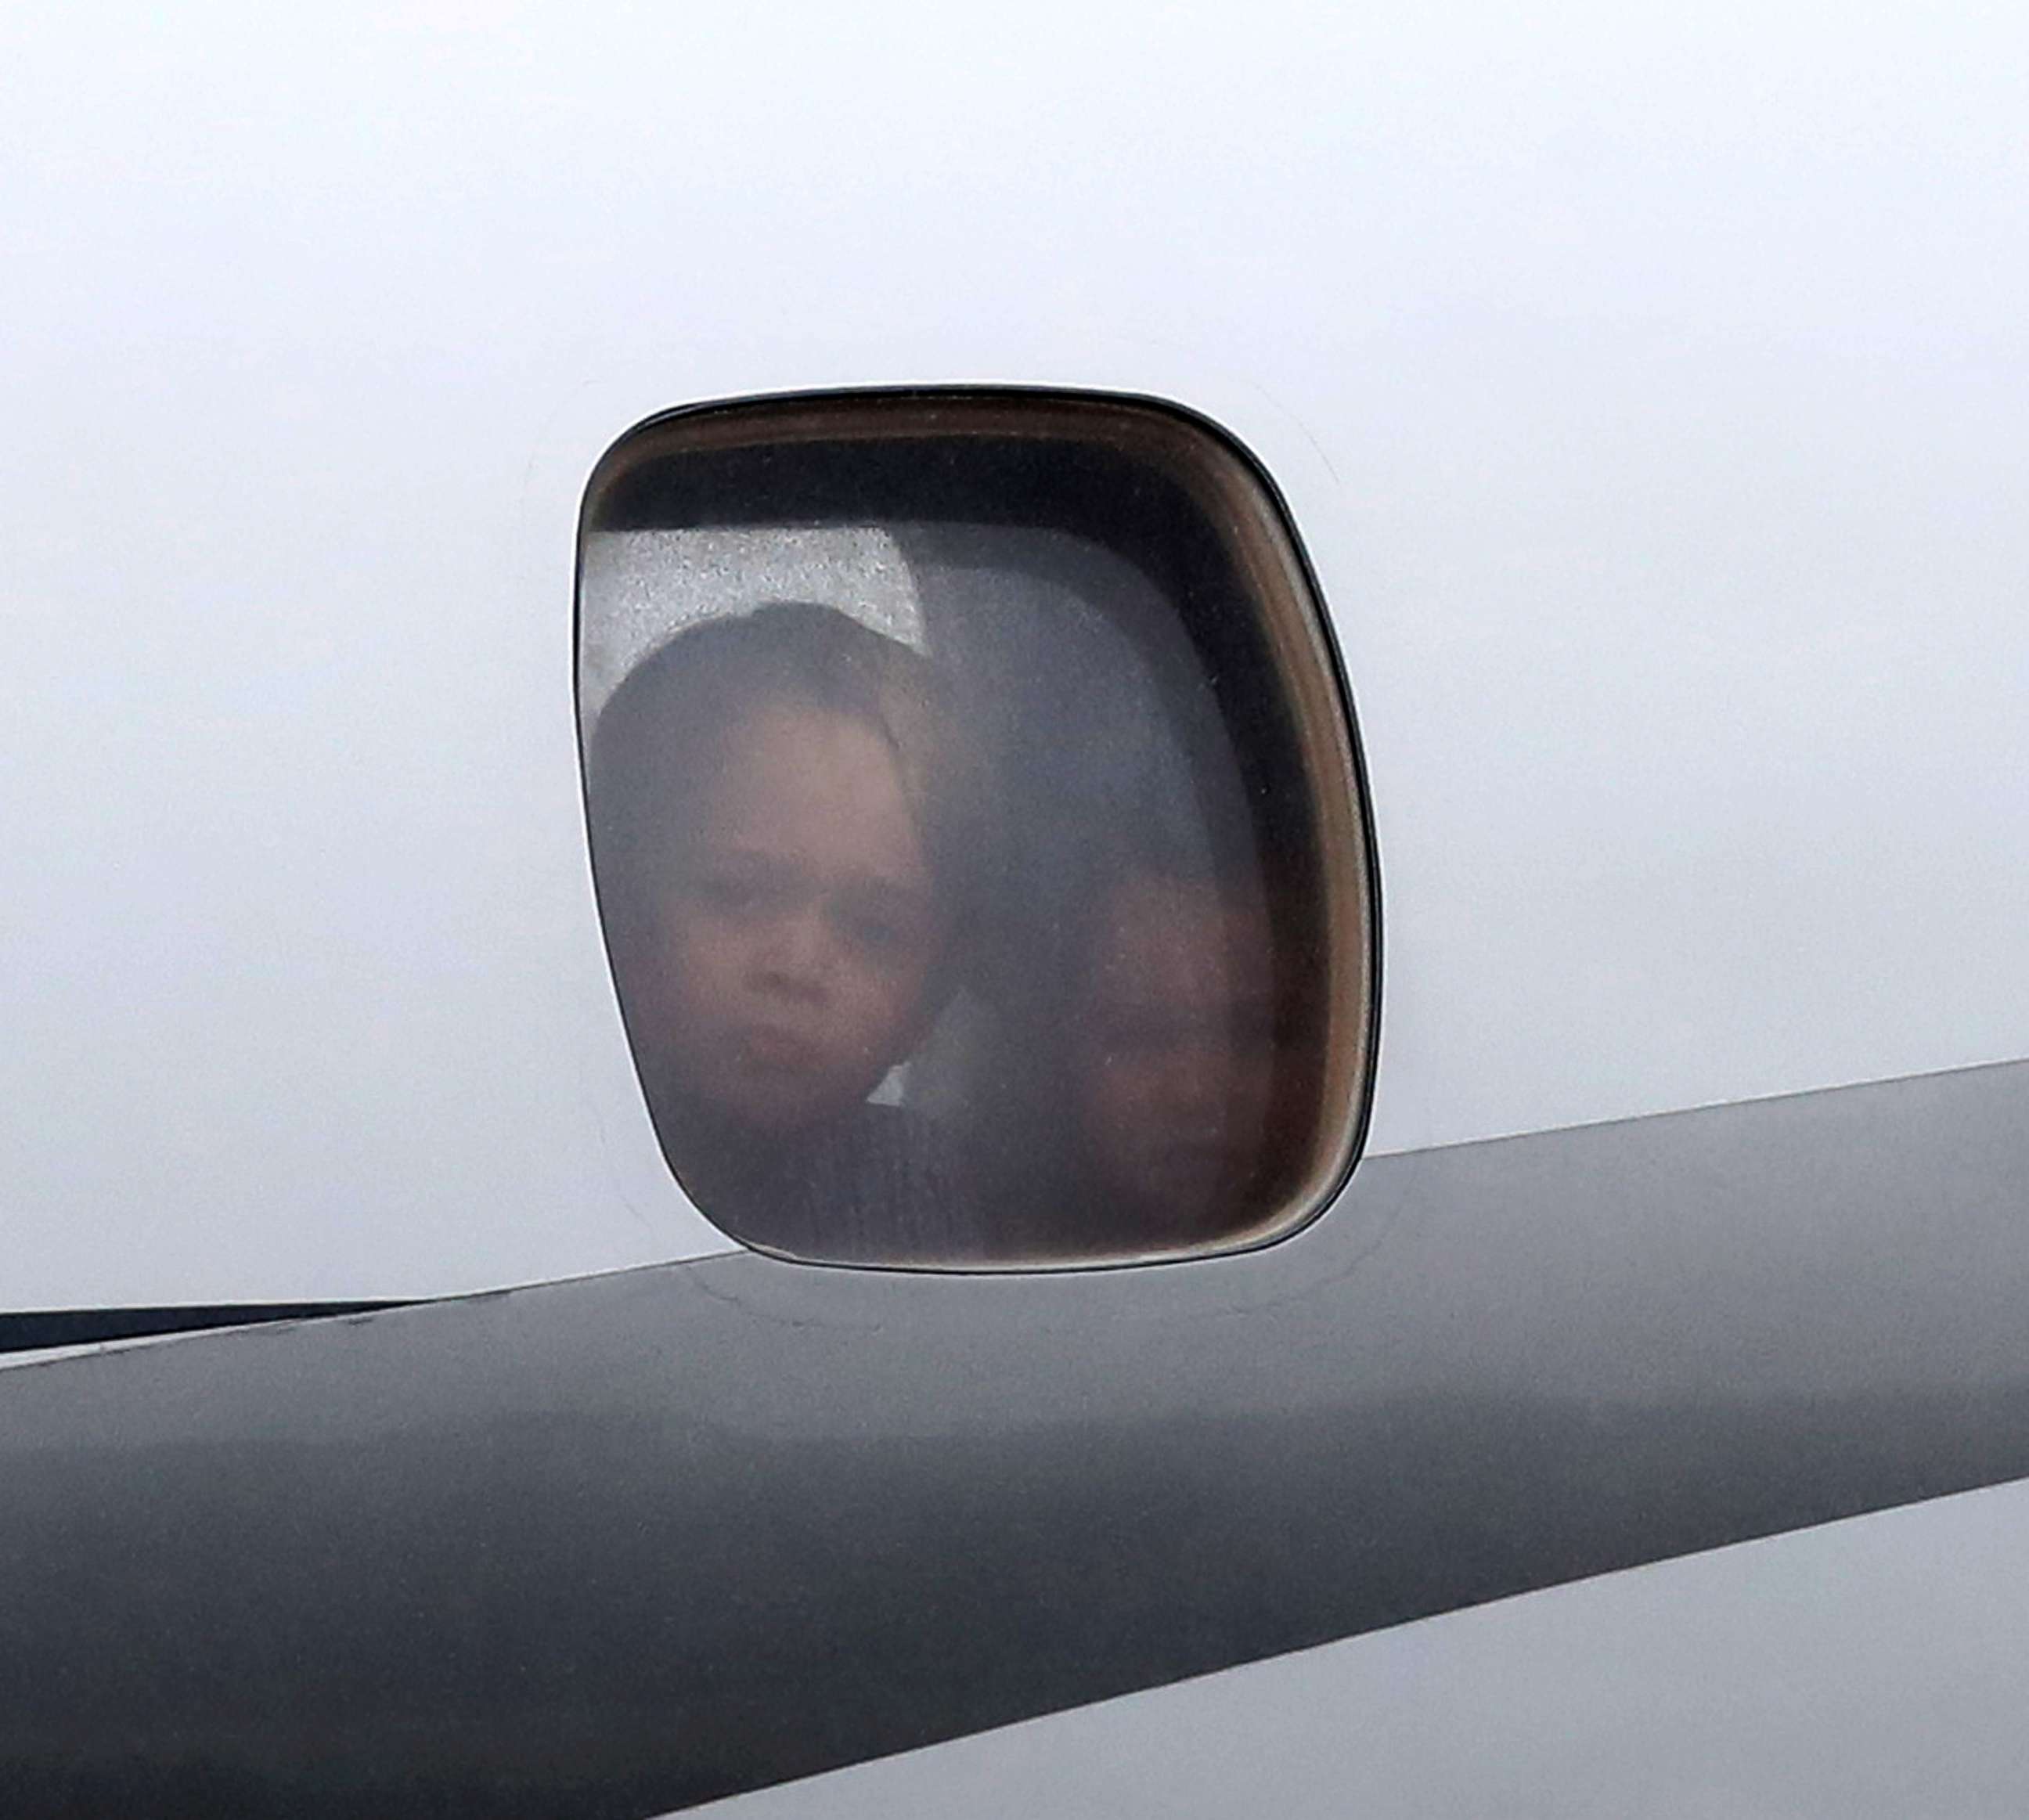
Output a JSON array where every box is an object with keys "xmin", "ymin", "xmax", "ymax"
[
  {"xmin": 5, "ymin": 2, "xmax": 2027, "ymax": 1301},
  {"xmin": 696, "ymin": 1476, "xmax": 2029, "ymax": 1818}
]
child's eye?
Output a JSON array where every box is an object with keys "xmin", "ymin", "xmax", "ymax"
[
  {"xmin": 697, "ymin": 878, "xmax": 757, "ymax": 912},
  {"xmin": 837, "ymin": 908, "xmax": 910, "ymax": 956},
  {"xmin": 837, "ymin": 903, "xmax": 888, "ymax": 942},
  {"xmin": 833, "ymin": 890, "xmax": 932, "ymax": 960},
  {"xmin": 688, "ymin": 867, "xmax": 781, "ymax": 917}
]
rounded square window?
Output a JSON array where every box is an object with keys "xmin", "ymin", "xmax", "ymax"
[{"xmin": 578, "ymin": 391, "xmax": 1375, "ymax": 1269}]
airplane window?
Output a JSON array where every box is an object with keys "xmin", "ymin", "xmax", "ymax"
[{"xmin": 578, "ymin": 392, "xmax": 1374, "ymax": 1268}]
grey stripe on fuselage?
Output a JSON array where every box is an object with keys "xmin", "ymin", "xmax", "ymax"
[
  {"xmin": 689, "ymin": 1473, "xmax": 2029, "ymax": 1818},
  {"xmin": 2, "ymin": 1057, "xmax": 2026, "ymax": 1816}
]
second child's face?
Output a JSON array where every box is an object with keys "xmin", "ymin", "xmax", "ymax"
[
  {"xmin": 640, "ymin": 698, "xmax": 948, "ymax": 1135},
  {"xmin": 1073, "ymin": 872, "xmax": 1281, "ymax": 1238}
]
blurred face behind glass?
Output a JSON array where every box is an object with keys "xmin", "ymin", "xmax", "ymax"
[
  {"xmin": 1074, "ymin": 870, "xmax": 1281, "ymax": 1239},
  {"xmin": 637, "ymin": 697, "xmax": 949, "ymax": 1137}
]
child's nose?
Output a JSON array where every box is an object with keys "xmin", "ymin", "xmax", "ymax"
[{"xmin": 751, "ymin": 903, "xmax": 838, "ymax": 997}]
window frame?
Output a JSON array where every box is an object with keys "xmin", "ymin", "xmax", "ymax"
[{"xmin": 575, "ymin": 387, "xmax": 1381, "ymax": 1270}]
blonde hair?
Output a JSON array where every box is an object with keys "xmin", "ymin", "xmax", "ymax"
[{"xmin": 587, "ymin": 601, "xmax": 988, "ymax": 952}]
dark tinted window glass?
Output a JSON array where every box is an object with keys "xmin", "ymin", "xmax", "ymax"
[{"xmin": 578, "ymin": 392, "xmax": 1372, "ymax": 1267}]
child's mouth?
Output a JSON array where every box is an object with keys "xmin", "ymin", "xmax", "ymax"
[{"xmin": 736, "ymin": 1024, "xmax": 825, "ymax": 1073}]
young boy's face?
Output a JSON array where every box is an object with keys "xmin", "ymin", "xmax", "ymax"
[
  {"xmin": 1072, "ymin": 871, "xmax": 1281, "ymax": 1238},
  {"xmin": 638, "ymin": 697, "xmax": 950, "ymax": 1136}
]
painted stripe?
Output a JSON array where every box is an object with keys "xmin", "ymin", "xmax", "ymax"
[{"xmin": 691, "ymin": 1474, "xmax": 2029, "ymax": 1818}]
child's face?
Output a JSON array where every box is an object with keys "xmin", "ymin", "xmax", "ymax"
[
  {"xmin": 1072, "ymin": 872, "xmax": 1281, "ymax": 1235},
  {"xmin": 640, "ymin": 697, "xmax": 949, "ymax": 1136}
]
